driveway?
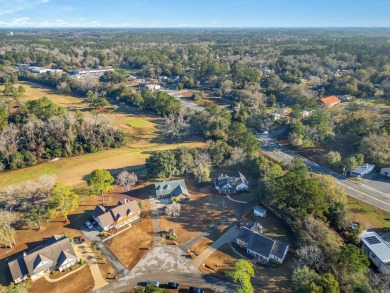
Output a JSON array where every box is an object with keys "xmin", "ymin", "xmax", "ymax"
[
  {"xmin": 95, "ymin": 245, "xmax": 235, "ymax": 293},
  {"xmin": 82, "ymin": 227, "xmax": 131, "ymax": 278}
]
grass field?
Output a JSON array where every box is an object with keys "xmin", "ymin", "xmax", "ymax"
[
  {"xmin": 0, "ymin": 81, "xmax": 205, "ymax": 190},
  {"xmin": 347, "ymin": 196, "xmax": 390, "ymax": 231}
]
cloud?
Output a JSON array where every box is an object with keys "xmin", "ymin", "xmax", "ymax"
[
  {"xmin": 0, "ymin": 17, "xmax": 102, "ymax": 27},
  {"xmin": 0, "ymin": 0, "xmax": 49, "ymax": 15}
]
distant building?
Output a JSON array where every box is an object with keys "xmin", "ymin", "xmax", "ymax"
[
  {"xmin": 380, "ymin": 166, "xmax": 390, "ymax": 178},
  {"xmin": 8, "ymin": 235, "xmax": 78, "ymax": 284},
  {"xmin": 92, "ymin": 198, "xmax": 141, "ymax": 231},
  {"xmin": 214, "ymin": 171, "xmax": 249, "ymax": 195},
  {"xmin": 360, "ymin": 231, "xmax": 390, "ymax": 274},
  {"xmin": 339, "ymin": 95, "xmax": 354, "ymax": 102},
  {"xmin": 320, "ymin": 96, "xmax": 341, "ymax": 107},
  {"xmin": 350, "ymin": 164, "xmax": 375, "ymax": 178},
  {"xmin": 71, "ymin": 67, "xmax": 114, "ymax": 76},
  {"xmin": 144, "ymin": 84, "xmax": 161, "ymax": 92},
  {"xmin": 154, "ymin": 179, "xmax": 189, "ymax": 200},
  {"xmin": 237, "ymin": 227, "xmax": 289, "ymax": 264}
]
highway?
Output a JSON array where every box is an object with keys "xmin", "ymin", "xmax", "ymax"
[
  {"xmin": 258, "ymin": 132, "xmax": 390, "ymax": 213},
  {"xmin": 172, "ymin": 94, "xmax": 390, "ymax": 213}
]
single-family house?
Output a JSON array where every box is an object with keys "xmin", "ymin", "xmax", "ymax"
[
  {"xmin": 350, "ymin": 164, "xmax": 375, "ymax": 178},
  {"xmin": 214, "ymin": 171, "xmax": 249, "ymax": 194},
  {"xmin": 320, "ymin": 96, "xmax": 341, "ymax": 108},
  {"xmin": 154, "ymin": 179, "xmax": 189, "ymax": 200},
  {"xmin": 8, "ymin": 235, "xmax": 78, "ymax": 284},
  {"xmin": 360, "ymin": 231, "xmax": 390, "ymax": 274},
  {"xmin": 92, "ymin": 198, "xmax": 141, "ymax": 231},
  {"xmin": 237, "ymin": 227, "xmax": 289, "ymax": 264},
  {"xmin": 380, "ymin": 166, "xmax": 390, "ymax": 178},
  {"xmin": 254, "ymin": 206, "xmax": 267, "ymax": 217}
]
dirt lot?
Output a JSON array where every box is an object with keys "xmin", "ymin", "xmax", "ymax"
[
  {"xmin": 200, "ymin": 243, "xmax": 293, "ymax": 293},
  {"xmin": 159, "ymin": 181, "xmax": 253, "ymax": 245},
  {"xmin": 108, "ymin": 197, "xmax": 154, "ymax": 269},
  {"xmin": 29, "ymin": 266, "xmax": 94, "ymax": 293}
]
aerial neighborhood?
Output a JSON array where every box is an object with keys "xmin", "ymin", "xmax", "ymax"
[{"xmin": 1, "ymin": 7, "xmax": 390, "ymax": 293}]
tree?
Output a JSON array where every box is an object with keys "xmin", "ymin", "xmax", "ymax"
[
  {"xmin": 49, "ymin": 183, "xmax": 79, "ymax": 221},
  {"xmin": 343, "ymin": 156, "xmax": 358, "ymax": 173},
  {"xmin": 85, "ymin": 90, "xmax": 110, "ymax": 109},
  {"xmin": 226, "ymin": 259, "xmax": 254, "ymax": 293},
  {"xmin": 228, "ymin": 147, "xmax": 247, "ymax": 166},
  {"xmin": 164, "ymin": 112, "xmax": 190, "ymax": 140},
  {"xmin": 2, "ymin": 282, "xmax": 30, "ymax": 293},
  {"xmin": 165, "ymin": 202, "xmax": 181, "ymax": 217},
  {"xmin": 192, "ymin": 152, "xmax": 212, "ymax": 183},
  {"xmin": 145, "ymin": 151, "xmax": 177, "ymax": 179},
  {"xmin": 29, "ymin": 206, "xmax": 49, "ymax": 229},
  {"xmin": 337, "ymin": 244, "xmax": 370, "ymax": 275},
  {"xmin": 325, "ymin": 151, "xmax": 341, "ymax": 168},
  {"xmin": 360, "ymin": 132, "xmax": 390, "ymax": 166},
  {"xmin": 292, "ymin": 266, "xmax": 340, "ymax": 293},
  {"xmin": 0, "ymin": 209, "xmax": 17, "ymax": 248},
  {"xmin": 88, "ymin": 169, "xmax": 114, "ymax": 205},
  {"xmin": 116, "ymin": 170, "xmax": 138, "ymax": 192}
]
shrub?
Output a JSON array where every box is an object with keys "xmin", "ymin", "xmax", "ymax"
[{"xmin": 79, "ymin": 258, "xmax": 85, "ymax": 265}]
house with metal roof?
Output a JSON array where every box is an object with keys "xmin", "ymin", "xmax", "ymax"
[
  {"xmin": 237, "ymin": 227, "xmax": 289, "ymax": 264},
  {"xmin": 360, "ymin": 231, "xmax": 390, "ymax": 274},
  {"xmin": 320, "ymin": 95, "xmax": 341, "ymax": 107},
  {"xmin": 214, "ymin": 171, "xmax": 249, "ymax": 194},
  {"xmin": 92, "ymin": 198, "xmax": 141, "ymax": 231},
  {"xmin": 154, "ymin": 179, "xmax": 189, "ymax": 200},
  {"xmin": 8, "ymin": 235, "xmax": 78, "ymax": 284},
  {"xmin": 350, "ymin": 164, "xmax": 375, "ymax": 178}
]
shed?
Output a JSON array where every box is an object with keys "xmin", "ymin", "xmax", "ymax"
[
  {"xmin": 380, "ymin": 167, "xmax": 390, "ymax": 178},
  {"xmin": 350, "ymin": 164, "xmax": 375, "ymax": 178},
  {"xmin": 254, "ymin": 206, "xmax": 267, "ymax": 217}
]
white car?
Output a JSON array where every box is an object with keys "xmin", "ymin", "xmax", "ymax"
[{"xmin": 85, "ymin": 221, "xmax": 94, "ymax": 230}]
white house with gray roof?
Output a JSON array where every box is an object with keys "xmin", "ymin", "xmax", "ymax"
[
  {"xmin": 214, "ymin": 171, "xmax": 249, "ymax": 194},
  {"xmin": 237, "ymin": 227, "xmax": 289, "ymax": 264},
  {"xmin": 8, "ymin": 235, "xmax": 78, "ymax": 283},
  {"xmin": 360, "ymin": 231, "xmax": 390, "ymax": 274}
]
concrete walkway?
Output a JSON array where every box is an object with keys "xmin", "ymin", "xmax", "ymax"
[
  {"xmin": 43, "ymin": 264, "xmax": 87, "ymax": 282},
  {"xmin": 226, "ymin": 195, "xmax": 248, "ymax": 204},
  {"xmin": 193, "ymin": 226, "xmax": 240, "ymax": 267},
  {"xmin": 149, "ymin": 196, "xmax": 161, "ymax": 247},
  {"xmin": 73, "ymin": 242, "xmax": 108, "ymax": 290}
]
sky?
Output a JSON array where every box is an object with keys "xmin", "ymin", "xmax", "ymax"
[{"xmin": 0, "ymin": 0, "xmax": 390, "ymax": 28}]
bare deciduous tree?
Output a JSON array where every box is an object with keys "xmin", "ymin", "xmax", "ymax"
[
  {"xmin": 116, "ymin": 170, "xmax": 138, "ymax": 191},
  {"xmin": 228, "ymin": 147, "xmax": 247, "ymax": 166},
  {"xmin": 165, "ymin": 112, "xmax": 190, "ymax": 140},
  {"xmin": 296, "ymin": 244, "xmax": 326, "ymax": 273},
  {"xmin": 0, "ymin": 209, "xmax": 17, "ymax": 248},
  {"xmin": 165, "ymin": 202, "xmax": 181, "ymax": 217},
  {"xmin": 193, "ymin": 152, "xmax": 212, "ymax": 183}
]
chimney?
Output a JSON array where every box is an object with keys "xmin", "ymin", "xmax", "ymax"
[
  {"xmin": 124, "ymin": 197, "xmax": 128, "ymax": 203},
  {"xmin": 23, "ymin": 252, "xmax": 27, "ymax": 257}
]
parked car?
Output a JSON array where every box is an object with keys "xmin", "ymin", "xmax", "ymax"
[
  {"xmin": 147, "ymin": 280, "xmax": 160, "ymax": 287},
  {"xmin": 189, "ymin": 287, "xmax": 204, "ymax": 293},
  {"xmin": 235, "ymin": 219, "xmax": 246, "ymax": 229},
  {"xmin": 167, "ymin": 282, "xmax": 179, "ymax": 289},
  {"xmin": 85, "ymin": 221, "xmax": 94, "ymax": 230}
]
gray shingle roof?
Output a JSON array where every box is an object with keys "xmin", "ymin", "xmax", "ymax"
[
  {"xmin": 94, "ymin": 199, "xmax": 141, "ymax": 228},
  {"xmin": 8, "ymin": 235, "xmax": 77, "ymax": 281},
  {"xmin": 154, "ymin": 179, "xmax": 189, "ymax": 198},
  {"xmin": 237, "ymin": 227, "xmax": 289, "ymax": 260},
  {"xmin": 215, "ymin": 172, "xmax": 248, "ymax": 191}
]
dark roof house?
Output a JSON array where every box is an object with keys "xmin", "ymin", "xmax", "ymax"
[
  {"xmin": 154, "ymin": 179, "xmax": 189, "ymax": 199},
  {"xmin": 237, "ymin": 227, "xmax": 289, "ymax": 264},
  {"xmin": 214, "ymin": 171, "xmax": 249, "ymax": 194},
  {"xmin": 8, "ymin": 235, "xmax": 78, "ymax": 283}
]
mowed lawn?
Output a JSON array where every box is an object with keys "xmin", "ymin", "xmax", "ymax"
[{"xmin": 0, "ymin": 81, "xmax": 205, "ymax": 189}]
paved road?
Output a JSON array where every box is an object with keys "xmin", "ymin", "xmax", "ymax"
[{"xmin": 258, "ymin": 131, "xmax": 390, "ymax": 213}]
